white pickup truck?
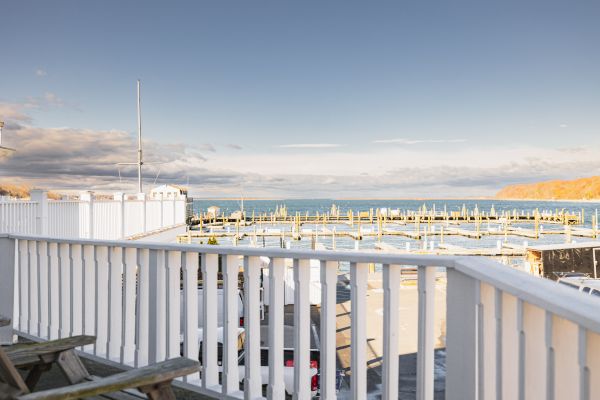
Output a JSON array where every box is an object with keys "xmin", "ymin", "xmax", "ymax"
[{"xmin": 183, "ymin": 326, "xmax": 319, "ymax": 397}]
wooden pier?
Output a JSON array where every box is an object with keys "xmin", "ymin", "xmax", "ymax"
[
  {"xmin": 178, "ymin": 206, "xmax": 598, "ymax": 256},
  {"xmin": 193, "ymin": 208, "xmax": 583, "ymax": 227}
]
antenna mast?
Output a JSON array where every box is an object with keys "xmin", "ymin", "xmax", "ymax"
[{"xmin": 137, "ymin": 80, "xmax": 143, "ymax": 193}]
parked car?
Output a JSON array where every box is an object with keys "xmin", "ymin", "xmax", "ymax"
[{"xmin": 557, "ymin": 276, "xmax": 600, "ymax": 297}]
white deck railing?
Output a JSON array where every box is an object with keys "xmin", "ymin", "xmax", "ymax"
[
  {"xmin": 1, "ymin": 234, "xmax": 599, "ymax": 399},
  {"xmin": 0, "ymin": 191, "xmax": 187, "ymax": 240}
]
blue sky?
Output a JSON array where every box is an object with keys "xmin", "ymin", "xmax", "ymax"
[{"xmin": 1, "ymin": 1, "xmax": 600, "ymax": 197}]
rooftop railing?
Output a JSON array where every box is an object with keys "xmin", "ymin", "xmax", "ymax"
[
  {"xmin": 0, "ymin": 191, "xmax": 187, "ymax": 240},
  {"xmin": 0, "ymin": 233, "xmax": 599, "ymax": 399}
]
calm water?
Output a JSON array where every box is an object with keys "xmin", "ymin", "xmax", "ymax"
[{"xmin": 191, "ymin": 199, "xmax": 600, "ymax": 263}]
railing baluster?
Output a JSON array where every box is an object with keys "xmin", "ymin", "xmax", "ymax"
[
  {"xmin": 320, "ymin": 260, "xmax": 337, "ymax": 399},
  {"xmin": 350, "ymin": 262, "xmax": 367, "ymax": 399},
  {"xmin": 202, "ymin": 253, "xmax": 219, "ymax": 390},
  {"xmin": 495, "ymin": 288, "xmax": 503, "ymax": 400},
  {"xmin": 268, "ymin": 257, "xmax": 285, "ymax": 399},
  {"xmin": 148, "ymin": 249, "xmax": 167, "ymax": 364},
  {"xmin": 166, "ymin": 251, "xmax": 181, "ymax": 360},
  {"xmin": 499, "ymin": 292, "xmax": 519, "ymax": 400},
  {"xmin": 82, "ymin": 245, "xmax": 96, "ymax": 352},
  {"xmin": 183, "ymin": 251, "xmax": 199, "ymax": 384},
  {"xmin": 517, "ymin": 299, "xmax": 524, "ymax": 400},
  {"xmin": 28, "ymin": 240, "xmax": 38, "ymax": 336},
  {"xmin": 417, "ymin": 265, "xmax": 435, "ymax": 400},
  {"xmin": 121, "ymin": 247, "xmax": 137, "ymax": 365},
  {"xmin": 579, "ymin": 326, "xmax": 589, "ymax": 400},
  {"xmin": 18, "ymin": 240, "xmax": 28, "ymax": 332},
  {"xmin": 135, "ymin": 248, "xmax": 150, "ymax": 367},
  {"xmin": 108, "ymin": 246, "xmax": 123, "ymax": 361},
  {"xmin": 37, "ymin": 241, "xmax": 48, "ymax": 339},
  {"xmin": 70, "ymin": 244, "xmax": 83, "ymax": 337},
  {"xmin": 223, "ymin": 254, "xmax": 240, "ymax": 395},
  {"xmin": 95, "ymin": 245, "xmax": 109, "ymax": 357},
  {"xmin": 294, "ymin": 258, "xmax": 311, "ymax": 400},
  {"xmin": 383, "ymin": 264, "xmax": 400, "ymax": 400},
  {"xmin": 545, "ymin": 311, "xmax": 554, "ymax": 400},
  {"xmin": 48, "ymin": 242, "xmax": 60, "ymax": 340},
  {"xmin": 58, "ymin": 243, "xmax": 71, "ymax": 338},
  {"xmin": 243, "ymin": 255, "xmax": 262, "ymax": 399},
  {"xmin": 446, "ymin": 268, "xmax": 479, "ymax": 400}
]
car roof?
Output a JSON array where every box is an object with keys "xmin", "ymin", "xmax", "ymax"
[{"xmin": 559, "ymin": 277, "xmax": 600, "ymax": 290}]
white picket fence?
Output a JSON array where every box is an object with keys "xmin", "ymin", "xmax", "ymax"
[
  {"xmin": 0, "ymin": 190, "xmax": 187, "ymax": 240},
  {"xmin": 1, "ymin": 234, "xmax": 599, "ymax": 399}
]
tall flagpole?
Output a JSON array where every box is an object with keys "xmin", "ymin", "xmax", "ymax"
[{"xmin": 137, "ymin": 80, "xmax": 143, "ymax": 193}]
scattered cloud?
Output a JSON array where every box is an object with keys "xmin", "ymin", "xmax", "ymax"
[
  {"xmin": 0, "ymin": 103, "xmax": 32, "ymax": 123},
  {"xmin": 225, "ymin": 143, "xmax": 243, "ymax": 150},
  {"xmin": 373, "ymin": 138, "xmax": 466, "ymax": 145},
  {"xmin": 35, "ymin": 69, "xmax": 47, "ymax": 77},
  {"xmin": 0, "ymin": 123, "xmax": 225, "ymax": 192},
  {"xmin": 559, "ymin": 123, "xmax": 568, "ymax": 128},
  {"xmin": 197, "ymin": 143, "xmax": 216, "ymax": 152},
  {"xmin": 0, "ymin": 95, "xmax": 79, "ymax": 124},
  {"xmin": 1, "ymin": 105, "xmax": 598, "ymax": 198},
  {"xmin": 277, "ymin": 143, "xmax": 344, "ymax": 148},
  {"xmin": 24, "ymin": 92, "xmax": 65, "ymax": 109},
  {"xmin": 557, "ymin": 146, "xmax": 587, "ymax": 154}
]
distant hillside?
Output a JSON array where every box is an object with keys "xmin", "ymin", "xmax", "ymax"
[
  {"xmin": 496, "ymin": 176, "xmax": 600, "ymax": 200},
  {"xmin": 0, "ymin": 184, "xmax": 61, "ymax": 200}
]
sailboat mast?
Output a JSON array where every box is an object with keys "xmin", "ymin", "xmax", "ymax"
[{"xmin": 137, "ymin": 79, "xmax": 143, "ymax": 193}]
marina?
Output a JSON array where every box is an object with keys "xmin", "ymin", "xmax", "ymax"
[{"xmin": 178, "ymin": 202, "xmax": 599, "ymax": 260}]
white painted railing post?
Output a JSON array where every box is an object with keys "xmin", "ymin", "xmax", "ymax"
[
  {"xmin": 320, "ymin": 260, "xmax": 337, "ymax": 399},
  {"xmin": 350, "ymin": 262, "xmax": 368, "ymax": 398},
  {"xmin": 383, "ymin": 264, "xmax": 401, "ymax": 399},
  {"xmin": 243, "ymin": 256, "xmax": 262, "ymax": 399},
  {"xmin": 223, "ymin": 254, "xmax": 240, "ymax": 396},
  {"xmin": 80, "ymin": 191, "xmax": 94, "ymax": 239},
  {"xmin": 30, "ymin": 190, "xmax": 48, "ymax": 236},
  {"xmin": 268, "ymin": 257, "xmax": 285, "ymax": 399},
  {"xmin": 201, "ymin": 253, "xmax": 219, "ymax": 390},
  {"xmin": 417, "ymin": 266, "xmax": 436, "ymax": 400},
  {"xmin": 0, "ymin": 236, "xmax": 16, "ymax": 344},
  {"xmin": 182, "ymin": 251, "xmax": 199, "ymax": 384},
  {"xmin": 121, "ymin": 248, "xmax": 137, "ymax": 365},
  {"xmin": 172, "ymin": 197, "xmax": 177, "ymax": 225},
  {"xmin": 138, "ymin": 193, "xmax": 147, "ymax": 234},
  {"xmin": 159, "ymin": 193, "xmax": 164, "ymax": 228},
  {"xmin": 293, "ymin": 258, "xmax": 311, "ymax": 400},
  {"xmin": 147, "ymin": 249, "xmax": 167, "ymax": 364},
  {"xmin": 446, "ymin": 268, "xmax": 480, "ymax": 400},
  {"xmin": 114, "ymin": 193, "xmax": 125, "ymax": 239}
]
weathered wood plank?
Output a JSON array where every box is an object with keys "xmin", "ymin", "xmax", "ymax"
[
  {"xmin": 5, "ymin": 336, "xmax": 96, "ymax": 367},
  {"xmin": 16, "ymin": 357, "xmax": 199, "ymax": 400},
  {"xmin": 56, "ymin": 349, "xmax": 90, "ymax": 384}
]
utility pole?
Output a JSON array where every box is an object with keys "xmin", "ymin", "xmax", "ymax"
[{"xmin": 137, "ymin": 80, "xmax": 143, "ymax": 193}]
